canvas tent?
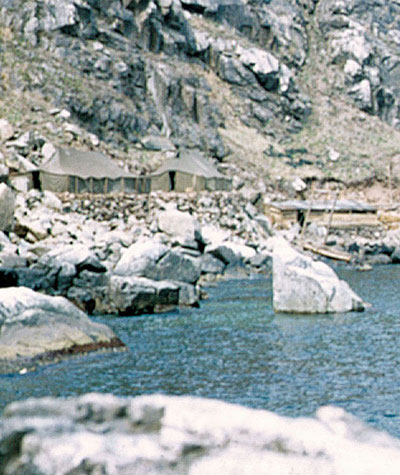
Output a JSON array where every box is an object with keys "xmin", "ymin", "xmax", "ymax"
[
  {"xmin": 150, "ymin": 151, "xmax": 232, "ymax": 192},
  {"xmin": 39, "ymin": 148, "xmax": 150, "ymax": 194}
]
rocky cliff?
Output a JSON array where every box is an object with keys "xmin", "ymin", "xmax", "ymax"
[{"xmin": 1, "ymin": 0, "xmax": 400, "ymax": 188}]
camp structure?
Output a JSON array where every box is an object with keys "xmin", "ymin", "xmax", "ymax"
[
  {"xmin": 39, "ymin": 148, "xmax": 150, "ymax": 194},
  {"xmin": 150, "ymin": 150, "xmax": 232, "ymax": 192},
  {"xmin": 265, "ymin": 199, "xmax": 379, "ymax": 229}
]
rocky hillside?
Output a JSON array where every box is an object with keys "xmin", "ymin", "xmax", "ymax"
[{"xmin": 1, "ymin": 0, "xmax": 400, "ymax": 191}]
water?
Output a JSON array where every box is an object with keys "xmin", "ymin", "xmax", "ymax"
[{"xmin": 1, "ymin": 265, "xmax": 400, "ymax": 437}]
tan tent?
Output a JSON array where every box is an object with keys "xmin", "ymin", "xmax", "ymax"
[
  {"xmin": 151, "ymin": 150, "xmax": 231, "ymax": 192},
  {"xmin": 39, "ymin": 148, "xmax": 150, "ymax": 194}
]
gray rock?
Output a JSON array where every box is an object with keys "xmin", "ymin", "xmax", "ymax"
[
  {"xmin": 0, "ymin": 287, "xmax": 124, "ymax": 366},
  {"xmin": 144, "ymin": 250, "xmax": 202, "ymax": 284},
  {"xmin": 367, "ymin": 254, "xmax": 392, "ymax": 266},
  {"xmin": 55, "ymin": 261, "xmax": 76, "ymax": 293},
  {"xmin": 114, "ymin": 239, "xmax": 169, "ymax": 276},
  {"xmin": 0, "ymin": 184, "xmax": 15, "ymax": 232},
  {"xmin": 349, "ymin": 79, "xmax": 372, "ymax": 111},
  {"xmin": 0, "ymin": 119, "xmax": 14, "ymax": 142},
  {"xmin": 248, "ymin": 252, "xmax": 271, "ymax": 269},
  {"xmin": 0, "ymin": 253, "xmax": 26, "ymax": 268},
  {"xmin": 201, "ymin": 253, "xmax": 226, "ymax": 274},
  {"xmin": 1, "ymin": 393, "xmax": 400, "ymax": 474},
  {"xmin": 157, "ymin": 209, "xmax": 201, "ymax": 243},
  {"xmin": 273, "ymin": 238, "xmax": 366, "ymax": 314},
  {"xmin": 239, "ymin": 46, "xmax": 280, "ymax": 91},
  {"xmin": 174, "ymin": 281, "xmax": 199, "ymax": 306},
  {"xmin": 141, "ymin": 135, "xmax": 175, "ymax": 151},
  {"xmin": 207, "ymin": 242, "xmax": 256, "ymax": 266},
  {"xmin": 391, "ymin": 247, "xmax": 400, "ymax": 264},
  {"xmin": 254, "ymin": 215, "xmax": 273, "ymax": 236},
  {"xmin": 206, "ymin": 243, "xmax": 239, "ymax": 266},
  {"xmin": 38, "ymin": 244, "xmax": 97, "ymax": 270},
  {"xmin": 217, "ymin": 55, "xmax": 256, "ymax": 86},
  {"xmin": 108, "ymin": 275, "xmax": 179, "ymax": 315}
]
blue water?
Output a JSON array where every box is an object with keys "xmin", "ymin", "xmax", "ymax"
[{"xmin": 1, "ymin": 265, "xmax": 400, "ymax": 437}]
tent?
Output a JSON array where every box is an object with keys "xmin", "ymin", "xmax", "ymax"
[
  {"xmin": 39, "ymin": 148, "xmax": 150, "ymax": 194},
  {"xmin": 150, "ymin": 150, "xmax": 231, "ymax": 192}
]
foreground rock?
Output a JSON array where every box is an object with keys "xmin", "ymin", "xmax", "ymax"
[
  {"xmin": 1, "ymin": 393, "xmax": 400, "ymax": 474},
  {"xmin": 0, "ymin": 287, "xmax": 125, "ymax": 372},
  {"xmin": 273, "ymin": 239, "xmax": 367, "ymax": 314}
]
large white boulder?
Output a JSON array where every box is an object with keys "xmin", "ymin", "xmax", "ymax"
[
  {"xmin": 1, "ymin": 393, "xmax": 400, "ymax": 474},
  {"xmin": 273, "ymin": 239, "xmax": 366, "ymax": 314},
  {"xmin": 114, "ymin": 238, "xmax": 169, "ymax": 276},
  {"xmin": 0, "ymin": 287, "xmax": 124, "ymax": 364},
  {"xmin": 157, "ymin": 209, "xmax": 201, "ymax": 246}
]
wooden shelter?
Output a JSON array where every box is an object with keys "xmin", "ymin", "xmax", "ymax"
[
  {"xmin": 265, "ymin": 199, "xmax": 379, "ymax": 229},
  {"xmin": 150, "ymin": 150, "xmax": 232, "ymax": 192},
  {"xmin": 39, "ymin": 148, "xmax": 150, "ymax": 194}
]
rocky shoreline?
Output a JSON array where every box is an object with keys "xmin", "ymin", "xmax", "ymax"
[
  {"xmin": 1, "ymin": 181, "xmax": 400, "ymax": 372},
  {"xmin": 1, "ymin": 186, "xmax": 274, "ymax": 315},
  {"xmin": 1, "ymin": 184, "xmax": 400, "ymax": 316}
]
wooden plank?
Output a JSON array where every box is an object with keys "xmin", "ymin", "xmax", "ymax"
[
  {"xmin": 302, "ymin": 242, "xmax": 353, "ymax": 262},
  {"xmin": 268, "ymin": 200, "xmax": 377, "ymax": 213}
]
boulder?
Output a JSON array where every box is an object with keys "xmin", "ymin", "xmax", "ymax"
[
  {"xmin": 206, "ymin": 241, "xmax": 255, "ymax": 266},
  {"xmin": 144, "ymin": 250, "xmax": 202, "ymax": 284},
  {"xmin": 0, "ymin": 184, "xmax": 15, "ymax": 232},
  {"xmin": 37, "ymin": 244, "xmax": 97, "ymax": 270},
  {"xmin": 157, "ymin": 209, "xmax": 201, "ymax": 245},
  {"xmin": 201, "ymin": 224, "xmax": 230, "ymax": 247},
  {"xmin": 0, "ymin": 119, "xmax": 14, "ymax": 142},
  {"xmin": 0, "ymin": 287, "xmax": 124, "ymax": 370},
  {"xmin": 108, "ymin": 275, "xmax": 179, "ymax": 315},
  {"xmin": 391, "ymin": 248, "xmax": 400, "ymax": 264},
  {"xmin": 200, "ymin": 253, "xmax": 226, "ymax": 275},
  {"xmin": 174, "ymin": 281, "xmax": 199, "ymax": 306},
  {"xmin": 141, "ymin": 135, "xmax": 175, "ymax": 151},
  {"xmin": 238, "ymin": 46, "xmax": 280, "ymax": 91},
  {"xmin": 2, "ymin": 393, "xmax": 400, "ymax": 474},
  {"xmin": 366, "ymin": 254, "xmax": 392, "ymax": 266},
  {"xmin": 114, "ymin": 239, "xmax": 169, "ymax": 276},
  {"xmin": 273, "ymin": 239, "xmax": 366, "ymax": 314},
  {"xmin": 349, "ymin": 79, "xmax": 372, "ymax": 111}
]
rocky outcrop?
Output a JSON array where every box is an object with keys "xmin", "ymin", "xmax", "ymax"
[
  {"xmin": 0, "ymin": 189, "xmax": 272, "ymax": 315},
  {"xmin": 0, "ymin": 0, "xmax": 311, "ymax": 158},
  {"xmin": 0, "ymin": 287, "xmax": 125, "ymax": 373},
  {"xmin": 273, "ymin": 238, "xmax": 366, "ymax": 314},
  {"xmin": 318, "ymin": 0, "xmax": 400, "ymax": 127},
  {"xmin": 1, "ymin": 393, "xmax": 400, "ymax": 474}
]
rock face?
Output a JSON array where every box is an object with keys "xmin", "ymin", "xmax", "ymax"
[
  {"xmin": 1, "ymin": 393, "xmax": 400, "ymax": 474},
  {"xmin": 273, "ymin": 239, "xmax": 366, "ymax": 314},
  {"xmin": 0, "ymin": 287, "xmax": 124, "ymax": 371},
  {"xmin": 1, "ymin": 0, "xmax": 400, "ymax": 190}
]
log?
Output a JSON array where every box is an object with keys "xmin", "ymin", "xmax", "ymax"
[{"xmin": 302, "ymin": 242, "xmax": 352, "ymax": 263}]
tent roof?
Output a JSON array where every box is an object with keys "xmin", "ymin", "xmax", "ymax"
[
  {"xmin": 152, "ymin": 151, "xmax": 226, "ymax": 179},
  {"xmin": 39, "ymin": 148, "xmax": 134, "ymax": 179}
]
